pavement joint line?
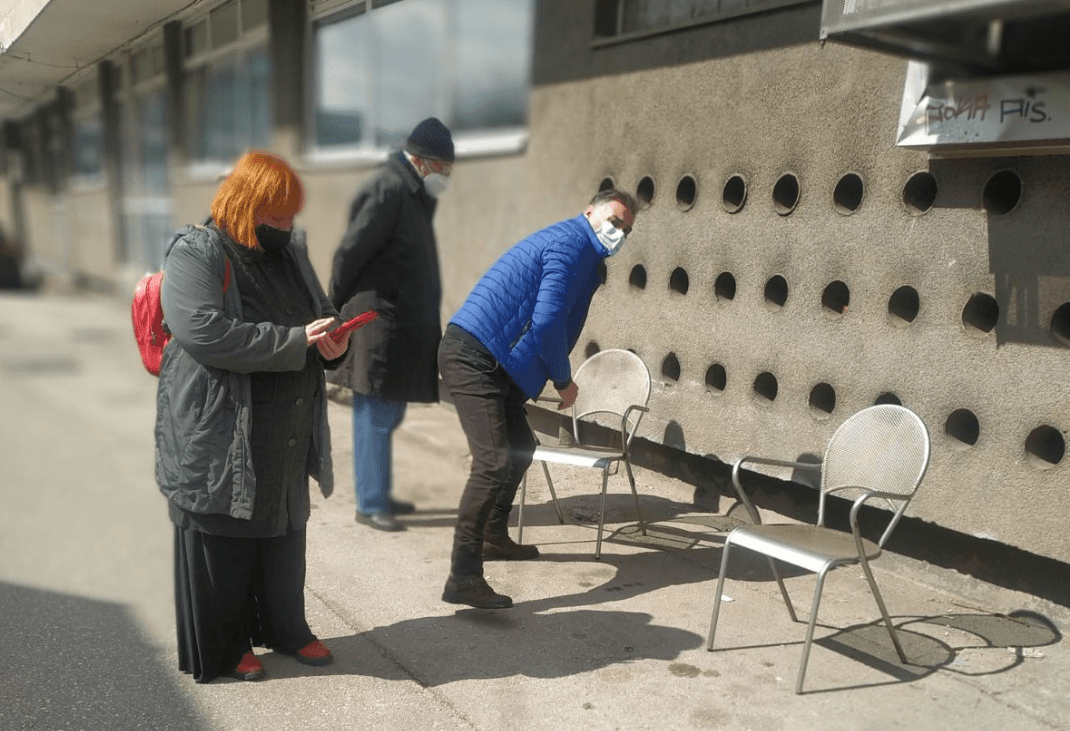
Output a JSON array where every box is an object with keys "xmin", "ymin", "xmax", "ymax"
[{"xmin": 306, "ymin": 585, "xmax": 483, "ymax": 731}]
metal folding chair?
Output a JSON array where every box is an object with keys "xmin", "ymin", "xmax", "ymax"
[
  {"xmin": 517, "ymin": 348, "xmax": 651, "ymax": 559},
  {"xmin": 707, "ymin": 404, "xmax": 931, "ymax": 693}
]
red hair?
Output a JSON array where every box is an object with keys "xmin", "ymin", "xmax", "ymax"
[{"xmin": 210, "ymin": 151, "xmax": 304, "ymax": 249}]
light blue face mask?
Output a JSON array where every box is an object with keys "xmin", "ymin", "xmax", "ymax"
[
  {"xmin": 596, "ymin": 220, "xmax": 627, "ymax": 256},
  {"xmin": 424, "ymin": 172, "xmax": 449, "ymax": 197}
]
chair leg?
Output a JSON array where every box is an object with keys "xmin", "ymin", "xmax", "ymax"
[
  {"xmin": 860, "ymin": 557, "xmax": 908, "ymax": 664},
  {"xmin": 623, "ymin": 458, "xmax": 646, "ymax": 536},
  {"xmin": 518, "ymin": 472, "xmax": 527, "ymax": 545},
  {"xmin": 767, "ymin": 557, "xmax": 799, "ymax": 623},
  {"xmin": 595, "ymin": 467, "xmax": 611, "ymax": 560},
  {"xmin": 795, "ymin": 566, "xmax": 831, "ymax": 694},
  {"xmin": 540, "ymin": 461, "xmax": 565, "ymax": 524},
  {"xmin": 707, "ymin": 536, "xmax": 734, "ymax": 650}
]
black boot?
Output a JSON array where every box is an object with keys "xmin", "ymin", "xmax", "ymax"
[
  {"xmin": 442, "ymin": 575, "xmax": 513, "ymax": 609},
  {"xmin": 483, "ymin": 505, "xmax": 539, "ymax": 561}
]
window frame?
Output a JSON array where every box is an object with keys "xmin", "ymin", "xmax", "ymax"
[
  {"xmin": 305, "ymin": 0, "xmax": 531, "ymax": 168},
  {"xmin": 182, "ymin": 0, "xmax": 272, "ymax": 180},
  {"xmin": 69, "ymin": 71, "xmax": 106, "ymax": 190}
]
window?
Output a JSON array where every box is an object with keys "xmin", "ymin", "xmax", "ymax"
[
  {"xmin": 71, "ymin": 75, "xmax": 104, "ymax": 184},
  {"xmin": 184, "ymin": 0, "xmax": 272, "ymax": 171},
  {"xmin": 311, "ymin": 0, "xmax": 533, "ymax": 158},
  {"xmin": 594, "ymin": 0, "xmax": 812, "ymax": 41}
]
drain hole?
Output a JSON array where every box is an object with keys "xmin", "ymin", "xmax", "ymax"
[
  {"xmin": 662, "ymin": 353, "xmax": 680, "ymax": 384},
  {"xmin": 822, "ymin": 280, "xmax": 850, "ymax": 318},
  {"xmin": 764, "ymin": 275, "xmax": 788, "ymax": 308},
  {"xmin": 598, "ymin": 177, "xmax": 615, "ymax": 193},
  {"xmin": 808, "ymin": 383, "xmax": 836, "ymax": 419},
  {"xmin": 676, "ymin": 175, "xmax": 696, "ymax": 210},
  {"xmin": 585, "ymin": 341, "xmax": 600, "ymax": 359},
  {"xmin": 1025, "ymin": 425, "xmax": 1065, "ymax": 469},
  {"xmin": 903, "ymin": 172, "xmax": 937, "ymax": 214},
  {"xmin": 629, "ymin": 265, "xmax": 647, "ymax": 290},
  {"xmin": 773, "ymin": 173, "xmax": 799, "ymax": 215},
  {"xmin": 637, "ymin": 176, "xmax": 655, "ymax": 206},
  {"xmin": 945, "ymin": 409, "xmax": 979, "ymax": 448},
  {"xmin": 753, "ymin": 372, "xmax": 778, "ymax": 403},
  {"xmin": 888, "ymin": 286, "xmax": 920, "ymax": 325},
  {"xmin": 874, "ymin": 392, "xmax": 902, "ymax": 406},
  {"xmin": 714, "ymin": 272, "xmax": 736, "ymax": 301},
  {"xmin": 722, "ymin": 175, "xmax": 747, "ymax": 213},
  {"xmin": 833, "ymin": 173, "xmax": 864, "ymax": 214},
  {"xmin": 983, "ymin": 170, "xmax": 1022, "ymax": 215},
  {"xmin": 962, "ymin": 293, "xmax": 998, "ymax": 334},
  {"xmin": 669, "ymin": 267, "xmax": 689, "ymax": 295},
  {"xmin": 1050, "ymin": 303, "xmax": 1070, "ymax": 346},
  {"xmin": 705, "ymin": 363, "xmax": 726, "ymax": 393}
]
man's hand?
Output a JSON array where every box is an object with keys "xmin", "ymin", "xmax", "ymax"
[{"xmin": 556, "ymin": 381, "xmax": 578, "ymax": 410}]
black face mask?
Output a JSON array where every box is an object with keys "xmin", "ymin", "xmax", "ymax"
[{"xmin": 255, "ymin": 224, "xmax": 292, "ymax": 254}]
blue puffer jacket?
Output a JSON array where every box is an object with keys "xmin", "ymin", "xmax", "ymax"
[{"xmin": 450, "ymin": 214, "xmax": 607, "ymax": 399}]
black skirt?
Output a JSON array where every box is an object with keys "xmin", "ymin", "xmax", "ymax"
[{"xmin": 173, "ymin": 524, "xmax": 316, "ymax": 683}]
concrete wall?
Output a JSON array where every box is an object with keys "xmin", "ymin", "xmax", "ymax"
[{"xmin": 528, "ymin": 0, "xmax": 1070, "ymax": 564}]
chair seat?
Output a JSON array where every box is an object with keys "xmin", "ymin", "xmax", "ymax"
[
  {"xmin": 532, "ymin": 444, "xmax": 624, "ymax": 469},
  {"xmin": 728, "ymin": 524, "xmax": 881, "ymax": 574}
]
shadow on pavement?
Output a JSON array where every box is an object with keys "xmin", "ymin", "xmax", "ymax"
[
  {"xmin": 0, "ymin": 582, "xmax": 209, "ymax": 731},
  {"xmin": 265, "ymin": 608, "xmax": 705, "ymax": 686}
]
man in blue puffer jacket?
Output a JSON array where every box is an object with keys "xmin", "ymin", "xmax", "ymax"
[{"xmin": 438, "ymin": 188, "xmax": 639, "ymax": 608}]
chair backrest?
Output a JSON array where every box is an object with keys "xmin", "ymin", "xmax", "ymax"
[
  {"xmin": 819, "ymin": 404, "xmax": 931, "ymax": 544},
  {"xmin": 570, "ymin": 349, "xmax": 651, "ymax": 444}
]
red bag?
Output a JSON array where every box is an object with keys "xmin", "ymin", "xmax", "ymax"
[{"xmin": 131, "ymin": 260, "xmax": 231, "ymax": 376}]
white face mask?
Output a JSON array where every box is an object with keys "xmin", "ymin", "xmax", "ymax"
[
  {"xmin": 595, "ymin": 220, "xmax": 627, "ymax": 256},
  {"xmin": 424, "ymin": 172, "xmax": 450, "ymax": 198}
]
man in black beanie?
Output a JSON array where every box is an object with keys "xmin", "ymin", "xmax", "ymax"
[{"xmin": 328, "ymin": 117, "xmax": 454, "ymax": 532}]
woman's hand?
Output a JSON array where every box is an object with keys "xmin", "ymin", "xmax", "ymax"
[{"xmin": 305, "ymin": 317, "xmax": 349, "ymax": 359}]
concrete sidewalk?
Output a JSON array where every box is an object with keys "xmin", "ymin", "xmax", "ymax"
[{"xmin": 1, "ymin": 291, "xmax": 1068, "ymax": 731}]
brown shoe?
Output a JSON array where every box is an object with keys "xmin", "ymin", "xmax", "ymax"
[
  {"xmin": 442, "ymin": 575, "xmax": 513, "ymax": 609},
  {"xmin": 483, "ymin": 534, "xmax": 539, "ymax": 561}
]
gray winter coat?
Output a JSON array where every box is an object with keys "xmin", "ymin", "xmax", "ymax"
[
  {"xmin": 155, "ymin": 225, "xmax": 338, "ymax": 520},
  {"xmin": 327, "ymin": 152, "xmax": 442, "ymax": 402}
]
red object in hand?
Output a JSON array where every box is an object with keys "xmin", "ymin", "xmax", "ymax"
[{"xmin": 330, "ymin": 310, "xmax": 378, "ymax": 341}]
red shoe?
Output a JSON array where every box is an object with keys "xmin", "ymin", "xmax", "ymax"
[
  {"xmin": 290, "ymin": 639, "xmax": 333, "ymax": 666},
  {"xmin": 230, "ymin": 651, "xmax": 265, "ymax": 681}
]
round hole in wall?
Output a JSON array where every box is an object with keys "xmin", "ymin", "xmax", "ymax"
[
  {"xmin": 961, "ymin": 292, "xmax": 998, "ymax": 334},
  {"xmin": 753, "ymin": 371, "xmax": 778, "ymax": 403},
  {"xmin": 808, "ymin": 383, "xmax": 836, "ymax": 419},
  {"xmin": 705, "ymin": 363, "xmax": 726, "ymax": 393},
  {"xmin": 585, "ymin": 341, "xmax": 600, "ymax": 359},
  {"xmin": 983, "ymin": 170, "xmax": 1022, "ymax": 215},
  {"xmin": 822, "ymin": 280, "xmax": 850, "ymax": 319},
  {"xmin": 598, "ymin": 177, "xmax": 615, "ymax": 193},
  {"xmin": 764, "ymin": 275, "xmax": 788, "ymax": 308},
  {"xmin": 903, "ymin": 171, "xmax": 937, "ymax": 214},
  {"xmin": 945, "ymin": 409, "xmax": 979, "ymax": 449},
  {"xmin": 676, "ymin": 175, "xmax": 697, "ymax": 210},
  {"xmin": 596, "ymin": 260, "xmax": 607, "ymax": 286},
  {"xmin": 1050, "ymin": 303, "xmax": 1070, "ymax": 346},
  {"xmin": 629, "ymin": 265, "xmax": 647, "ymax": 290},
  {"xmin": 722, "ymin": 174, "xmax": 747, "ymax": 213},
  {"xmin": 773, "ymin": 173, "xmax": 800, "ymax": 216},
  {"xmin": 662, "ymin": 353, "xmax": 680, "ymax": 384},
  {"xmin": 833, "ymin": 173, "xmax": 864, "ymax": 214},
  {"xmin": 888, "ymin": 285, "xmax": 920, "ymax": 325},
  {"xmin": 714, "ymin": 272, "xmax": 736, "ymax": 301},
  {"xmin": 669, "ymin": 267, "xmax": 689, "ymax": 295},
  {"xmin": 637, "ymin": 176, "xmax": 655, "ymax": 206},
  {"xmin": 874, "ymin": 392, "xmax": 902, "ymax": 406},
  {"xmin": 1025, "ymin": 425, "xmax": 1065, "ymax": 470}
]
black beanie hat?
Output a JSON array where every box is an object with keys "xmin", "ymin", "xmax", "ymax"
[{"xmin": 404, "ymin": 117, "xmax": 455, "ymax": 162}]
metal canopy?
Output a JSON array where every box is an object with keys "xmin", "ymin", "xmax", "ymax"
[
  {"xmin": 0, "ymin": 0, "xmax": 195, "ymax": 120},
  {"xmin": 821, "ymin": 0, "xmax": 1070, "ymax": 74}
]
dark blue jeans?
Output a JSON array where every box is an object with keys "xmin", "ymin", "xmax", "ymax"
[{"xmin": 438, "ymin": 325, "xmax": 536, "ymax": 577}]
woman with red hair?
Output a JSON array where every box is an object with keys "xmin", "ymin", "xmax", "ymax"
[{"xmin": 156, "ymin": 151, "xmax": 350, "ymax": 682}]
